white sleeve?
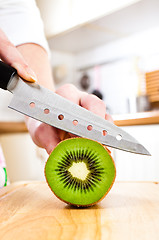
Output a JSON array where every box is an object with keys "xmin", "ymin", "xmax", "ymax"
[{"xmin": 0, "ymin": 0, "xmax": 50, "ymax": 54}]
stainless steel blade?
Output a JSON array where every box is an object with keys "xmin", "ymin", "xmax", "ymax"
[{"xmin": 8, "ymin": 78, "xmax": 150, "ymax": 155}]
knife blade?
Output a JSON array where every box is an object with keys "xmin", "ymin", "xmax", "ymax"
[{"xmin": 0, "ymin": 61, "xmax": 150, "ymax": 155}]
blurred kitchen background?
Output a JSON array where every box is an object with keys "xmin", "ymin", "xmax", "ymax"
[{"xmin": 0, "ymin": 0, "xmax": 159, "ymax": 183}]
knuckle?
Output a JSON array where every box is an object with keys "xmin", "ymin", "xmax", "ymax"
[
  {"xmin": 90, "ymin": 94, "xmax": 105, "ymax": 106},
  {"xmin": 22, "ymin": 63, "xmax": 29, "ymax": 70},
  {"xmin": 55, "ymin": 83, "xmax": 79, "ymax": 103},
  {"xmin": 34, "ymin": 124, "xmax": 45, "ymax": 143}
]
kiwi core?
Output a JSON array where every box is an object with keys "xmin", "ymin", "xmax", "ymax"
[{"xmin": 68, "ymin": 162, "xmax": 90, "ymax": 180}]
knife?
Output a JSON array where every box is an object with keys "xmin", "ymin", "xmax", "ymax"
[{"xmin": 0, "ymin": 61, "xmax": 150, "ymax": 155}]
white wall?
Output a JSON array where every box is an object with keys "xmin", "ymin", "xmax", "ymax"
[
  {"xmin": 73, "ymin": 27, "xmax": 159, "ymax": 114},
  {"xmin": 49, "ymin": 27, "xmax": 159, "ymax": 114},
  {"xmin": 50, "ymin": 50, "xmax": 75, "ymax": 88},
  {"xmin": 75, "ymin": 26, "xmax": 159, "ymax": 70}
]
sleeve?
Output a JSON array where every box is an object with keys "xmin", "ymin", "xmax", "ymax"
[{"xmin": 0, "ymin": 0, "xmax": 50, "ymax": 54}]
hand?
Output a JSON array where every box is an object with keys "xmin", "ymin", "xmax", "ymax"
[
  {"xmin": 0, "ymin": 28, "xmax": 37, "ymax": 82},
  {"xmin": 26, "ymin": 84, "xmax": 113, "ymax": 154}
]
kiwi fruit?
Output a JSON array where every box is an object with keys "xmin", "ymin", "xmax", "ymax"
[{"xmin": 45, "ymin": 138, "xmax": 116, "ymax": 207}]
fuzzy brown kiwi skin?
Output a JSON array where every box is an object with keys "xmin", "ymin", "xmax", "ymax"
[{"xmin": 45, "ymin": 138, "xmax": 116, "ymax": 207}]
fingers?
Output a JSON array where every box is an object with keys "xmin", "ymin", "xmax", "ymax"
[
  {"xmin": 57, "ymin": 84, "xmax": 112, "ymax": 124},
  {"xmin": 11, "ymin": 63, "xmax": 37, "ymax": 83},
  {"xmin": 55, "ymin": 84, "xmax": 108, "ymax": 140},
  {"xmin": 55, "ymin": 84, "xmax": 107, "ymax": 119},
  {"xmin": 34, "ymin": 123, "xmax": 60, "ymax": 154},
  {"xmin": 0, "ymin": 28, "xmax": 37, "ymax": 82},
  {"xmin": 26, "ymin": 118, "xmax": 60, "ymax": 154},
  {"xmin": 105, "ymin": 113, "xmax": 114, "ymax": 123},
  {"xmin": 55, "ymin": 83, "xmax": 80, "ymax": 104},
  {"xmin": 80, "ymin": 92, "xmax": 106, "ymax": 119}
]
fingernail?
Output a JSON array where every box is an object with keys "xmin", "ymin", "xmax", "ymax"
[
  {"xmin": 26, "ymin": 68, "xmax": 37, "ymax": 83},
  {"xmin": 27, "ymin": 74, "xmax": 37, "ymax": 83},
  {"xmin": 11, "ymin": 63, "xmax": 37, "ymax": 83}
]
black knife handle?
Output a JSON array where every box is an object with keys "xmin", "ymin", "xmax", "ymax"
[{"xmin": 0, "ymin": 61, "xmax": 17, "ymax": 90}]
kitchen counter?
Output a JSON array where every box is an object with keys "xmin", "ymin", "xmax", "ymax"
[
  {"xmin": 113, "ymin": 110, "xmax": 159, "ymax": 126},
  {"xmin": 0, "ymin": 121, "xmax": 27, "ymax": 133},
  {"xmin": 0, "ymin": 110, "xmax": 159, "ymax": 133},
  {"xmin": 0, "ymin": 181, "xmax": 159, "ymax": 240}
]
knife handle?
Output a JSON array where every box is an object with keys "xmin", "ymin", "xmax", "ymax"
[{"xmin": 0, "ymin": 61, "xmax": 17, "ymax": 90}]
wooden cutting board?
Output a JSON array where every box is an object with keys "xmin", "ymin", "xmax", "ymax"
[{"xmin": 0, "ymin": 181, "xmax": 159, "ymax": 240}]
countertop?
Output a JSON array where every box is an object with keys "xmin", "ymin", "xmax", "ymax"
[
  {"xmin": 0, "ymin": 181, "xmax": 159, "ymax": 240},
  {"xmin": 113, "ymin": 110, "xmax": 159, "ymax": 126},
  {"xmin": 0, "ymin": 110, "xmax": 159, "ymax": 133}
]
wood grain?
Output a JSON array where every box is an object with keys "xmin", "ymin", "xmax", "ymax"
[
  {"xmin": 145, "ymin": 70, "xmax": 159, "ymax": 104},
  {"xmin": 146, "ymin": 86, "xmax": 159, "ymax": 93},
  {"xmin": 0, "ymin": 181, "xmax": 159, "ymax": 240},
  {"xmin": 146, "ymin": 80, "xmax": 159, "ymax": 86},
  {"xmin": 146, "ymin": 70, "xmax": 159, "ymax": 76},
  {"xmin": 149, "ymin": 95, "xmax": 159, "ymax": 102}
]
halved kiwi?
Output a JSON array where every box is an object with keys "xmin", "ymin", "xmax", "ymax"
[{"xmin": 45, "ymin": 138, "xmax": 116, "ymax": 207}]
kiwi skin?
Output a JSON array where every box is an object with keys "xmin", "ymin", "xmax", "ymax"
[{"xmin": 45, "ymin": 138, "xmax": 116, "ymax": 207}]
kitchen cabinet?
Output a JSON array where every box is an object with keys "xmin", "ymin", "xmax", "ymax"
[
  {"xmin": 0, "ymin": 133, "xmax": 48, "ymax": 182},
  {"xmin": 42, "ymin": 0, "xmax": 159, "ymax": 53},
  {"xmin": 36, "ymin": 0, "xmax": 141, "ymax": 38},
  {"xmin": 1, "ymin": 181, "xmax": 159, "ymax": 239},
  {"xmin": 114, "ymin": 124, "xmax": 159, "ymax": 181}
]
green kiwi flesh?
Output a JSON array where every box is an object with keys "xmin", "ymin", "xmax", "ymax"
[{"xmin": 45, "ymin": 138, "xmax": 116, "ymax": 207}]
